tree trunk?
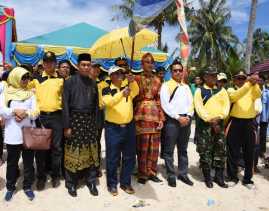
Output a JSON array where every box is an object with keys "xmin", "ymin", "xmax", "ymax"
[
  {"xmin": 157, "ymin": 24, "xmax": 163, "ymax": 50},
  {"xmin": 245, "ymin": 0, "xmax": 258, "ymax": 74}
]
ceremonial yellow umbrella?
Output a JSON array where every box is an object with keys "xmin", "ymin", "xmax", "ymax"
[{"xmin": 89, "ymin": 27, "xmax": 158, "ymax": 59}]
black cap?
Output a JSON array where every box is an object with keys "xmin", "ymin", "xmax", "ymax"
[
  {"xmin": 78, "ymin": 53, "xmax": 91, "ymax": 63},
  {"xmin": 203, "ymin": 67, "xmax": 218, "ymax": 75},
  {"xmin": 43, "ymin": 51, "xmax": 56, "ymax": 62}
]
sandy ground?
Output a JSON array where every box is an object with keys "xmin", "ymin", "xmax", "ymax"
[{"xmin": 1, "ymin": 125, "xmax": 269, "ymax": 211}]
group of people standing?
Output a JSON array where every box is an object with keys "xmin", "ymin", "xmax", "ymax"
[{"xmin": 0, "ymin": 50, "xmax": 267, "ymax": 202}]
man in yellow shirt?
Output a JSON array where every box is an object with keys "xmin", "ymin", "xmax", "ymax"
[
  {"xmin": 226, "ymin": 71, "xmax": 261, "ymax": 188},
  {"xmin": 194, "ymin": 67, "xmax": 230, "ymax": 188},
  {"xmin": 31, "ymin": 51, "xmax": 64, "ymax": 190},
  {"xmin": 102, "ymin": 66, "xmax": 139, "ymax": 196}
]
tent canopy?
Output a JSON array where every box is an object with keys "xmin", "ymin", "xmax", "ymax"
[{"xmin": 20, "ymin": 22, "xmax": 107, "ymax": 48}]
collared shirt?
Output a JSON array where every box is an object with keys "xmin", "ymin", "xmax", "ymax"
[
  {"xmin": 160, "ymin": 79, "xmax": 193, "ymax": 120},
  {"xmin": 228, "ymin": 82, "xmax": 262, "ymax": 119},
  {"xmin": 29, "ymin": 71, "xmax": 63, "ymax": 112},
  {"xmin": 194, "ymin": 84, "xmax": 230, "ymax": 122},
  {"xmin": 102, "ymin": 81, "xmax": 139, "ymax": 124}
]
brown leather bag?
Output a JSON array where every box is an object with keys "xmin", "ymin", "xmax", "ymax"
[{"xmin": 23, "ymin": 127, "xmax": 52, "ymax": 150}]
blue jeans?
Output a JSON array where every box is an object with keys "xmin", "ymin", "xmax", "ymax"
[{"xmin": 105, "ymin": 121, "xmax": 136, "ymax": 188}]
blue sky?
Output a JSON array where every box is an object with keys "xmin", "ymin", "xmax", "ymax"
[{"xmin": 1, "ymin": 0, "xmax": 269, "ymax": 54}]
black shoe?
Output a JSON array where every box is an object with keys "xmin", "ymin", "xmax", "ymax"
[
  {"xmin": 137, "ymin": 178, "xmax": 147, "ymax": 184},
  {"xmin": 108, "ymin": 186, "xmax": 118, "ymax": 196},
  {"xmin": 52, "ymin": 179, "xmax": 60, "ymax": 188},
  {"xmin": 167, "ymin": 177, "xmax": 176, "ymax": 187},
  {"xmin": 87, "ymin": 183, "xmax": 98, "ymax": 196},
  {"xmin": 214, "ymin": 168, "xmax": 228, "ymax": 188},
  {"xmin": 36, "ymin": 180, "xmax": 46, "ymax": 191},
  {"xmin": 120, "ymin": 185, "xmax": 135, "ymax": 194},
  {"xmin": 4, "ymin": 190, "xmax": 14, "ymax": 202},
  {"xmin": 67, "ymin": 186, "xmax": 77, "ymax": 197},
  {"xmin": 202, "ymin": 168, "xmax": 213, "ymax": 188},
  {"xmin": 242, "ymin": 179, "xmax": 254, "ymax": 185},
  {"xmin": 178, "ymin": 175, "xmax": 193, "ymax": 186},
  {"xmin": 149, "ymin": 175, "xmax": 162, "ymax": 183},
  {"xmin": 242, "ymin": 179, "xmax": 255, "ymax": 189}
]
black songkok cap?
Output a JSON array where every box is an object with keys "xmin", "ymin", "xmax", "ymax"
[{"xmin": 78, "ymin": 53, "xmax": 91, "ymax": 63}]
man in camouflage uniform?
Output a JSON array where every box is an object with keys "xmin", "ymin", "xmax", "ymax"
[{"xmin": 194, "ymin": 67, "xmax": 230, "ymax": 188}]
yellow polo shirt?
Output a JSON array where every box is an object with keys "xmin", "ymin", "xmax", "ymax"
[
  {"xmin": 102, "ymin": 81, "xmax": 139, "ymax": 124},
  {"xmin": 228, "ymin": 82, "xmax": 261, "ymax": 119},
  {"xmin": 194, "ymin": 85, "xmax": 230, "ymax": 122},
  {"xmin": 29, "ymin": 71, "xmax": 63, "ymax": 112}
]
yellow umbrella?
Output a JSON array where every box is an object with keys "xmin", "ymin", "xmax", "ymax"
[{"xmin": 89, "ymin": 27, "xmax": 158, "ymax": 59}]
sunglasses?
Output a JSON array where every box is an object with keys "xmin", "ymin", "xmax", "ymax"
[{"xmin": 172, "ymin": 69, "xmax": 183, "ymax": 73}]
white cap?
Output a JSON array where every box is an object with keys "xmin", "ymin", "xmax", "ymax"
[
  {"xmin": 108, "ymin": 66, "xmax": 124, "ymax": 76},
  {"xmin": 217, "ymin": 72, "xmax": 228, "ymax": 81}
]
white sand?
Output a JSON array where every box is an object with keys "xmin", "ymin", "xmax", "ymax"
[{"xmin": 1, "ymin": 125, "xmax": 269, "ymax": 211}]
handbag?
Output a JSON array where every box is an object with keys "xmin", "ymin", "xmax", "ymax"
[{"xmin": 23, "ymin": 120, "xmax": 52, "ymax": 150}]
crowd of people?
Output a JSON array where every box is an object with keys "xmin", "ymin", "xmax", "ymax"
[{"xmin": 0, "ymin": 51, "xmax": 268, "ymax": 202}]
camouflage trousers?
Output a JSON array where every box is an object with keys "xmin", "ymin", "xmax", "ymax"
[{"xmin": 196, "ymin": 120, "xmax": 226, "ymax": 170}]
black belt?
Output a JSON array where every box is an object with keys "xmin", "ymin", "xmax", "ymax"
[
  {"xmin": 40, "ymin": 110, "xmax": 62, "ymax": 116},
  {"xmin": 105, "ymin": 121, "xmax": 130, "ymax": 128}
]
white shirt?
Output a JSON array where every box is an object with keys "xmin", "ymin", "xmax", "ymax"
[
  {"xmin": 160, "ymin": 82, "xmax": 194, "ymax": 120},
  {"xmin": 0, "ymin": 95, "xmax": 38, "ymax": 145}
]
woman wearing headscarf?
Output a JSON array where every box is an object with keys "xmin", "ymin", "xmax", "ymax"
[{"xmin": 0, "ymin": 67, "xmax": 39, "ymax": 202}]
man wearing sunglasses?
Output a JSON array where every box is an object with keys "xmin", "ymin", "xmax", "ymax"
[
  {"xmin": 226, "ymin": 71, "xmax": 261, "ymax": 189},
  {"xmin": 160, "ymin": 59, "xmax": 194, "ymax": 187}
]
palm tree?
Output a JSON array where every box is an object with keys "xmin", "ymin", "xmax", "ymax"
[
  {"xmin": 251, "ymin": 28, "xmax": 269, "ymax": 64},
  {"xmin": 188, "ymin": 0, "xmax": 239, "ymax": 71},
  {"xmin": 245, "ymin": 0, "xmax": 258, "ymax": 74},
  {"xmin": 112, "ymin": 0, "xmax": 182, "ymax": 50}
]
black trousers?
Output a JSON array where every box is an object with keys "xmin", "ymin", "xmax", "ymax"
[
  {"xmin": 35, "ymin": 112, "xmax": 63, "ymax": 181},
  {"xmin": 227, "ymin": 118, "xmax": 256, "ymax": 181},
  {"xmin": 163, "ymin": 118, "xmax": 191, "ymax": 179},
  {"xmin": 65, "ymin": 167, "xmax": 97, "ymax": 189},
  {"xmin": 6, "ymin": 144, "xmax": 34, "ymax": 191},
  {"xmin": 259, "ymin": 122, "xmax": 268, "ymax": 155}
]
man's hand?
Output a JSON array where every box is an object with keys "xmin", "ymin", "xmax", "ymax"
[
  {"xmin": 209, "ymin": 117, "xmax": 221, "ymax": 125},
  {"xmin": 126, "ymin": 74, "xmax": 135, "ymax": 83},
  {"xmin": 64, "ymin": 128, "xmax": 72, "ymax": 138},
  {"xmin": 0, "ymin": 117, "xmax": 4, "ymax": 127},
  {"xmin": 178, "ymin": 116, "xmax": 190, "ymax": 127},
  {"xmin": 248, "ymin": 73, "xmax": 259, "ymax": 85},
  {"xmin": 156, "ymin": 121, "xmax": 163, "ymax": 130},
  {"xmin": 122, "ymin": 87, "xmax": 131, "ymax": 97},
  {"xmin": 209, "ymin": 117, "xmax": 221, "ymax": 134}
]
